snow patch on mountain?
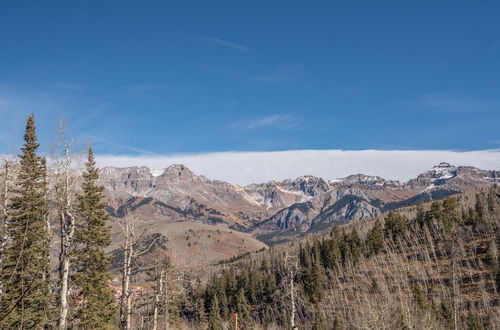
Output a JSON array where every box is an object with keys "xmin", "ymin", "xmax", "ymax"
[
  {"xmin": 430, "ymin": 162, "xmax": 457, "ymax": 180},
  {"xmin": 150, "ymin": 169, "xmax": 164, "ymax": 177},
  {"xmin": 276, "ymin": 186, "xmax": 312, "ymax": 202}
]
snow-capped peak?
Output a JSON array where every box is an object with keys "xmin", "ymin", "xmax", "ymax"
[{"xmin": 428, "ymin": 162, "xmax": 457, "ymax": 181}]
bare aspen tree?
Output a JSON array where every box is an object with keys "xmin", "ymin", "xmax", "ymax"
[
  {"xmin": 52, "ymin": 123, "xmax": 81, "ymax": 330},
  {"xmin": 277, "ymin": 248, "xmax": 300, "ymax": 329},
  {"xmin": 151, "ymin": 262, "xmax": 163, "ymax": 330},
  {"xmin": 119, "ymin": 213, "xmax": 137, "ymax": 330},
  {"xmin": 118, "ymin": 213, "xmax": 157, "ymax": 330},
  {"xmin": 150, "ymin": 256, "xmax": 173, "ymax": 330},
  {"xmin": 451, "ymin": 223, "xmax": 461, "ymax": 330},
  {"xmin": 0, "ymin": 158, "xmax": 16, "ymax": 307}
]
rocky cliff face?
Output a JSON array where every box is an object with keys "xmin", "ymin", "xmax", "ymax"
[{"xmin": 98, "ymin": 162, "xmax": 500, "ymax": 244}]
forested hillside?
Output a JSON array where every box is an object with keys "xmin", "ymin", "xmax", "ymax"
[{"xmin": 178, "ymin": 190, "xmax": 500, "ymax": 329}]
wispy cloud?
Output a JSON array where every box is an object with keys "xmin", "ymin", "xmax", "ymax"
[
  {"xmin": 413, "ymin": 94, "xmax": 500, "ymax": 112},
  {"xmin": 203, "ymin": 36, "xmax": 251, "ymax": 53},
  {"xmin": 233, "ymin": 114, "xmax": 300, "ymax": 130},
  {"xmin": 86, "ymin": 135, "xmax": 158, "ymax": 155},
  {"xmin": 95, "ymin": 149, "xmax": 500, "ymax": 186}
]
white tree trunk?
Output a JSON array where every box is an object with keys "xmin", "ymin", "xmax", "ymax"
[
  {"xmin": 58, "ymin": 209, "xmax": 75, "ymax": 330},
  {"xmin": 120, "ymin": 239, "xmax": 133, "ymax": 330},
  {"xmin": 55, "ymin": 126, "xmax": 78, "ymax": 330},
  {"xmin": 118, "ymin": 213, "xmax": 156, "ymax": 330},
  {"xmin": 290, "ymin": 275, "xmax": 296, "ymax": 329},
  {"xmin": 0, "ymin": 160, "xmax": 11, "ymax": 307},
  {"xmin": 162, "ymin": 269, "xmax": 169, "ymax": 330},
  {"xmin": 152, "ymin": 264, "xmax": 163, "ymax": 330},
  {"xmin": 282, "ymin": 248, "xmax": 299, "ymax": 330}
]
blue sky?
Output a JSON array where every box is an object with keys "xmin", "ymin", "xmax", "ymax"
[{"xmin": 1, "ymin": 1, "xmax": 499, "ymax": 157}]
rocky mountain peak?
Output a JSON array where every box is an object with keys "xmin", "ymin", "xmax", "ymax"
[
  {"xmin": 423, "ymin": 162, "xmax": 457, "ymax": 180},
  {"xmin": 100, "ymin": 166, "xmax": 153, "ymax": 179},
  {"xmin": 342, "ymin": 174, "xmax": 385, "ymax": 184},
  {"xmin": 289, "ymin": 176, "xmax": 330, "ymax": 195},
  {"xmin": 436, "ymin": 162, "xmax": 452, "ymax": 168},
  {"xmin": 160, "ymin": 164, "xmax": 195, "ymax": 180}
]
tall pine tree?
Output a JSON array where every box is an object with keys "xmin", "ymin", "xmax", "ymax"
[
  {"xmin": 367, "ymin": 219, "xmax": 384, "ymax": 255},
  {"xmin": 0, "ymin": 114, "xmax": 52, "ymax": 328},
  {"xmin": 72, "ymin": 145, "xmax": 116, "ymax": 329},
  {"xmin": 207, "ymin": 295, "xmax": 223, "ymax": 330}
]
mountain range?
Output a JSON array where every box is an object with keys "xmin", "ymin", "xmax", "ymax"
[{"xmin": 99, "ymin": 162, "xmax": 500, "ymax": 245}]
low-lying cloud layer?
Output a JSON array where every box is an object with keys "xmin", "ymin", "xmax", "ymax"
[{"xmin": 95, "ymin": 149, "xmax": 500, "ymax": 186}]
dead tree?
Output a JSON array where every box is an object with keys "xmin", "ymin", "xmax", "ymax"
[
  {"xmin": 52, "ymin": 123, "xmax": 81, "ymax": 330},
  {"xmin": 118, "ymin": 213, "xmax": 157, "ymax": 330},
  {"xmin": 275, "ymin": 248, "xmax": 301, "ymax": 329},
  {"xmin": 0, "ymin": 158, "xmax": 16, "ymax": 307},
  {"xmin": 150, "ymin": 256, "xmax": 173, "ymax": 330}
]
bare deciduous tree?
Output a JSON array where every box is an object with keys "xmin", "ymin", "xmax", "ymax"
[
  {"xmin": 275, "ymin": 248, "xmax": 301, "ymax": 329},
  {"xmin": 51, "ymin": 123, "xmax": 82, "ymax": 330},
  {"xmin": 0, "ymin": 158, "xmax": 17, "ymax": 307},
  {"xmin": 118, "ymin": 213, "xmax": 157, "ymax": 330},
  {"xmin": 150, "ymin": 255, "xmax": 174, "ymax": 330}
]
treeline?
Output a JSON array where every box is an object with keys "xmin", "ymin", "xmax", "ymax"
[{"xmin": 193, "ymin": 190, "xmax": 499, "ymax": 329}]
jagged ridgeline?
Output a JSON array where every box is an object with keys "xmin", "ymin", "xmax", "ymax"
[
  {"xmin": 100, "ymin": 162, "xmax": 500, "ymax": 247},
  {"xmin": 190, "ymin": 190, "xmax": 500, "ymax": 329}
]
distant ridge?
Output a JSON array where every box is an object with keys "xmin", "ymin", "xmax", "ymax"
[{"xmin": 99, "ymin": 163, "xmax": 500, "ymax": 244}]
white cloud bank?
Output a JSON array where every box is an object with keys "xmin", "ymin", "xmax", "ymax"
[{"xmin": 94, "ymin": 149, "xmax": 500, "ymax": 186}]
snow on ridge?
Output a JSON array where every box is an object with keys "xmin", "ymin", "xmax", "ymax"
[
  {"xmin": 150, "ymin": 169, "xmax": 164, "ymax": 177},
  {"xmin": 428, "ymin": 163, "xmax": 457, "ymax": 181},
  {"xmin": 276, "ymin": 186, "xmax": 312, "ymax": 202}
]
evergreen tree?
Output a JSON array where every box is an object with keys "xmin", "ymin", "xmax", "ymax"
[
  {"xmin": 208, "ymin": 295, "xmax": 223, "ymax": 330},
  {"xmin": 320, "ymin": 239, "xmax": 334, "ymax": 269},
  {"xmin": 194, "ymin": 296, "xmax": 207, "ymax": 325},
  {"xmin": 303, "ymin": 251, "xmax": 325, "ymax": 303},
  {"xmin": 0, "ymin": 114, "xmax": 53, "ymax": 328},
  {"xmin": 338, "ymin": 230, "xmax": 349, "ymax": 263},
  {"xmin": 262, "ymin": 304, "xmax": 273, "ymax": 327},
  {"xmin": 485, "ymin": 238, "xmax": 499, "ymax": 268},
  {"xmin": 487, "ymin": 186, "xmax": 498, "ymax": 213},
  {"xmin": 475, "ymin": 193, "xmax": 486, "ymax": 223},
  {"xmin": 311, "ymin": 307, "xmax": 326, "ymax": 330},
  {"xmin": 234, "ymin": 288, "xmax": 253, "ymax": 327},
  {"xmin": 415, "ymin": 204, "xmax": 425, "ymax": 227},
  {"xmin": 428, "ymin": 201, "xmax": 444, "ymax": 225},
  {"xmin": 384, "ymin": 212, "xmax": 407, "ymax": 241},
  {"xmin": 263, "ymin": 270, "xmax": 277, "ymax": 304},
  {"xmin": 348, "ymin": 229, "xmax": 362, "ymax": 264},
  {"xmin": 367, "ymin": 219, "xmax": 384, "ymax": 255},
  {"xmin": 442, "ymin": 197, "xmax": 460, "ymax": 232},
  {"xmin": 413, "ymin": 284, "xmax": 428, "ymax": 309},
  {"xmin": 169, "ymin": 295, "xmax": 181, "ymax": 329},
  {"xmin": 72, "ymin": 146, "xmax": 116, "ymax": 329},
  {"xmin": 466, "ymin": 312, "xmax": 484, "ymax": 330}
]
